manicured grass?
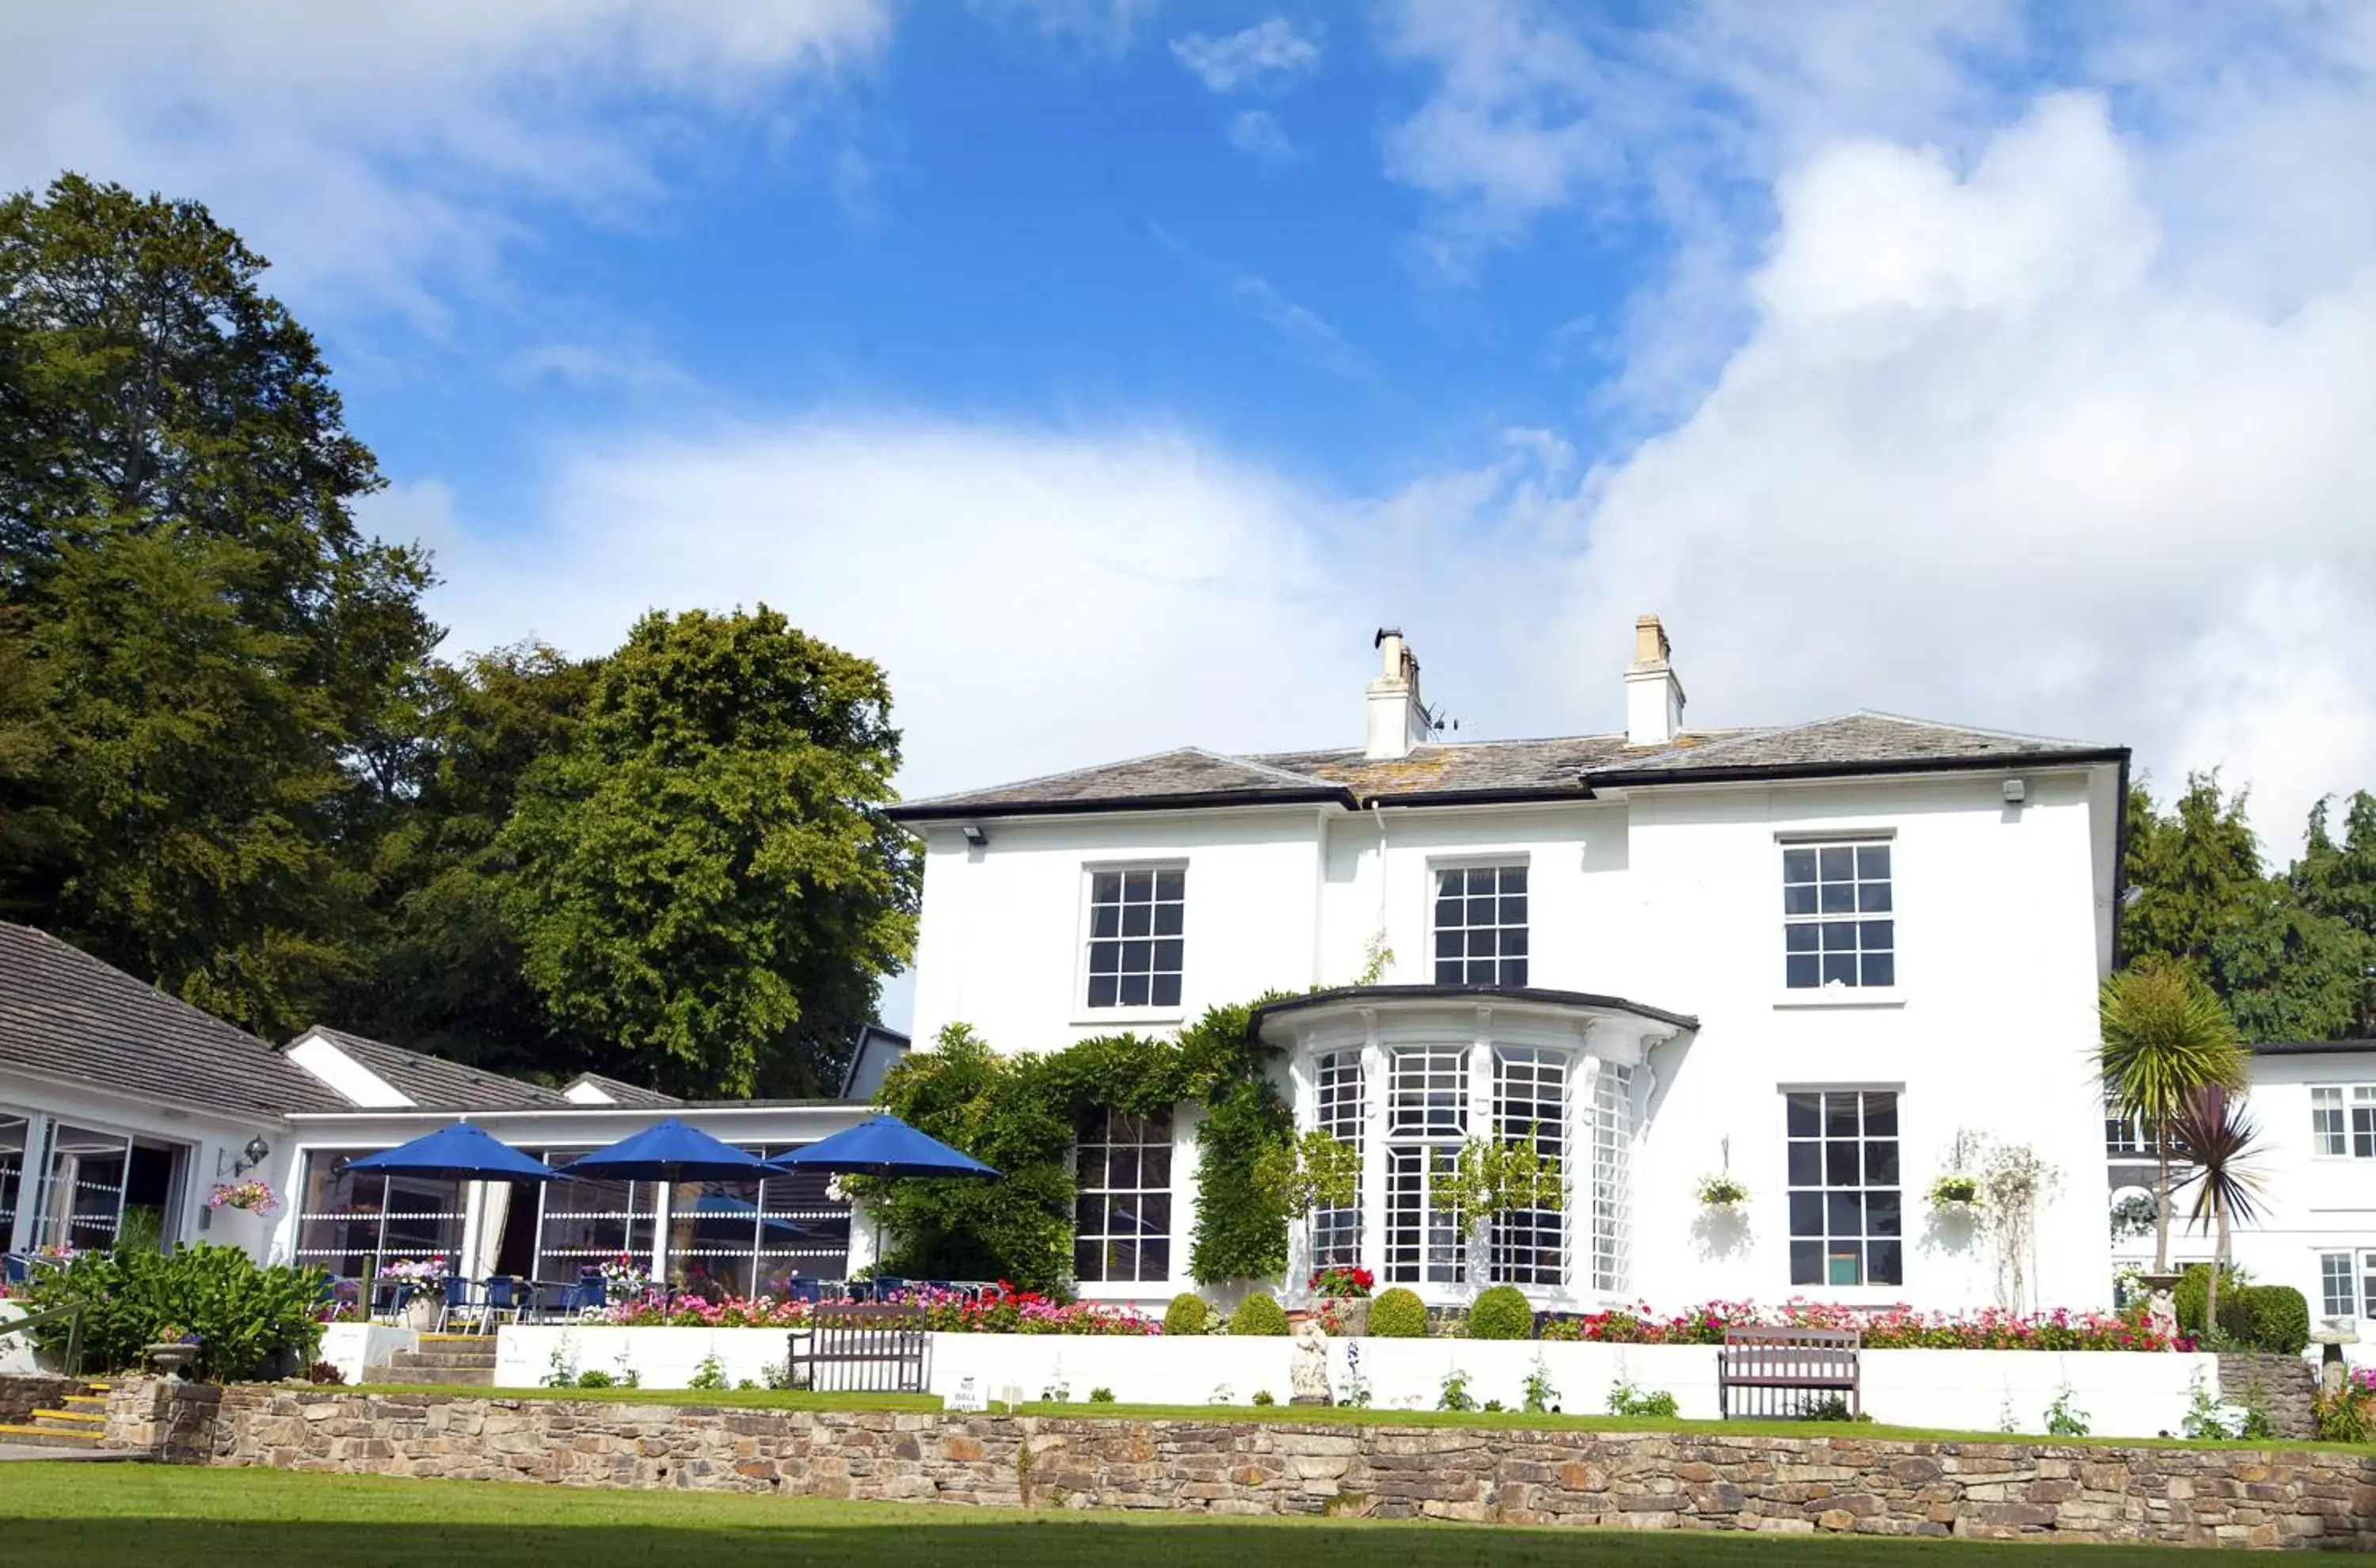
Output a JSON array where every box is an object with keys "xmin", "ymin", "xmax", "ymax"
[{"xmin": 2, "ymin": 1465, "xmax": 2361, "ymax": 1567}]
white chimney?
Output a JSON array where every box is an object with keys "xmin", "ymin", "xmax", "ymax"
[
  {"xmin": 1366, "ymin": 628, "xmax": 1433, "ymax": 759},
  {"xmin": 1625, "ymin": 614, "xmax": 1685, "ymax": 746}
]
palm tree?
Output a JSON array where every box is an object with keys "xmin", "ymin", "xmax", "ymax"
[
  {"xmin": 2165, "ymin": 1083, "xmax": 2267, "ymax": 1335},
  {"xmin": 2098, "ymin": 961, "xmax": 2244, "ymax": 1273}
]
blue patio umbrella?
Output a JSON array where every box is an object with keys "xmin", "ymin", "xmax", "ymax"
[
  {"xmin": 562, "ymin": 1118, "xmax": 775, "ymax": 1184},
  {"xmin": 770, "ymin": 1114, "xmax": 1000, "ymax": 1273},
  {"xmin": 344, "ymin": 1123, "xmax": 565, "ymax": 1182}
]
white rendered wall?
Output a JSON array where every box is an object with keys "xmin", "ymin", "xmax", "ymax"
[
  {"xmin": 903, "ymin": 763, "xmax": 2119, "ymax": 1317},
  {"xmin": 493, "ymin": 1324, "xmax": 2211, "ymax": 1438},
  {"xmin": 2213, "ymin": 1049, "xmax": 2376, "ymax": 1362}
]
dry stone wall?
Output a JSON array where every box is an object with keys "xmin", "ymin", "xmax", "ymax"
[{"xmin": 76, "ymin": 1380, "xmax": 2376, "ymax": 1551}]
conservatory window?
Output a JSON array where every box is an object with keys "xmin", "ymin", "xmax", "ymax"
[
  {"xmin": 664, "ymin": 1147, "xmax": 851, "ymax": 1297},
  {"xmin": 1489, "ymin": 1047, "xmax": 1567, "ymax": 1286},
  {"xmin": 1075, "ymin": 1109, "xmax": 1172, "ymax": 1283},
  {"xmin": 33, "ymin": 1124, "xmax": 131, "ymax": 1254},
  {"xmin": 1312, "ymin": 1051, "xmax": 1365, "ymax": 1270},
  {"xmin": 1592, "ymin": 1064, "xmax": 1634, "ymax": 1295},
  {"xmin": 0, "ymin": 1115, "xmax": 26, "ymax": 1247},
  {"xmin": 1434, "ymin": 863, "xmax": 1528, "ymax": 988},
  {"xmin": 1783, "ymin": 842, "xmax": 1894, "ymax": 988},
  {"xmin": 1384, "ymin": 1047, "xmax": 1468, "ymax": 1284},
  {"xmin": 1784, "ymin": 1090, "xmax": 1902, "ymax": 1288},
  {"xmin": 533, "ymin": 1150, "xmax": 657, "ymax": 1283},
  {"xmin": 295, "ymin": 1147, "xmax": 467, "ymax": 1281}
]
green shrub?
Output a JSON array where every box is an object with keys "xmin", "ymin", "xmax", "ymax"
[
  {"xmin": 1369, "ymin": 1287, "xmax": 1428, "ymax": 1338},
  {"xmin": 2231, "ymin": 1285, "xmax": 2309, "ymax": 1356},
  {"xmin": 1229, "ymin": 1291, "xmax": 1289, "ymax": 1336},
  {"xmin": 1467, "ymin": 1285, "xmax": 1533, "ymax": 1340},
  {"xmin": 1164, "ymin": 1292, "xmax": 1209, "ymax": 1336},
  {"xmin": 2316, "ymin": 1382, "xmax": 2374, "ymax": 1444},
  {"xmin": 1088, "ymin": 1387, "xmax": 1115, "ymax": 1402},
  {"xmin": 575, "ymin": 1369, "xmax": 615, "ymax": 1389},
  {"xmin": 17, "ymin": 1243, "xmax": 325, "ymax": 1381},
  {"xmin": 1251, "ymin": 1389, "xmax": 1275, "ymax": 1406},
  {"xmin": 1606, "ymin": 1379, "xmax": 1679, "ymax": 1418}
]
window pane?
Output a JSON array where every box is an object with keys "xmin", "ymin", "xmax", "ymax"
[
  {"xmin": 1151, "ymin": 973, "xmax": 1182, "ymax": 1008},
  {"xmin": 1786, "ymin": 1094, "xmax": 1821, "ymax": 1137},
  {"xmin": 1091, "ymin": 871, "xmax": 1121, "ymax": 901},
  {"xmin": 1786, "ymin": 955, "xmax": 1819, "ymax": 988},
  {"xmin": 1789, "ymin": 1191, "xmax": 1822, "ymax": 1235},
  {"xmin": 1123, "ymin": 870, "xmax": 1152, "ymax": 900},
  {"xmin": 1820, "ymin": 881, "xmax": 1856, "ymax": 913},
  {"xmin": 1502, "ymin": 866, "xmax": 1527, "ymax": 894},
  {"xmin": 1818, "ymin": 846, "xmax": 1853, "ymax": 880},
  {"xmin": 1860, "ymin": 920, "xmax": 1894, "ymax": 952},
  {"xmin": 1088, "ymin": 942, "xmax": 1119, "ymax": 974},
  {"xmin": 1785, "ymin": 924, "xmax": 1818, "ymax": 953},
  {"xmin": 1826, "ymin": 1140, "xmax": 1859, "ymax": 1186},
  {"xmin": 1154, "ymin": 870, "xmax": 1184, "ymax": 902},
  {"xmin": 1121, "ymin": 903, "xmax": 1152, "ymax": 937},
  {"xmin": 1784, "ymin": 883, "xmax": 1818, "ymax": 915},
  {"xmin": 1863, "ymin": 1094, "xmax": 1898, "ymax": 1136},
  {"xmin": 1868, "ymin": 1192, "xmax": 1902, "ymax": 1237},
  {"xmin": 1783, "ymin": 848, "xmax": 1817, "ymax": 883},
  {"xmin": 1087, "ymin": 976, "xmax": 1118, "ymax": 1007},
  {"xmin": 1859, "ymin": 881, "xmax": 1894, "ymax": 913},
  {"xmin": 1827, "ymin": 1190, "xmax": 1864, "ymax": 1235},
  {"xmin": 1153, "ymin": 902, "xmax": 1182, "ymax": 936},
  {"xmin": 1091, "ymin": 904, "xmax": 1120, "ymax": 938},
  {"xmin": 1118, "ymin": 974, "xmax": 1149, "ymax": 1006},
  {"xmin": 1861, "ymin": 952, "xmax": 1896, "ymax": 988},
  {"xmin": 1152, "ymin": 938, "xmax": 1183, "ymax": 972},
  {"xmin": 1868, "ymin": 1239, "xmax": 1902, "ymax": 1285},
  {"xmin": 1437, "ymin": 868, "xmax": 1467, "ymax": 896},
  {"xmin": 1821, "ymin": 953, "xmax": 1858, "ymax": 985},
  {"xmin": 1856, "ymin": 844, "xmax": 1891, "ymax": 878},
  {"xmin": 1821, "ymin": 920, "xmax": 1857, "ymax": 950},
  {"xmin": 1790, "ymin": 1239, "xmax": 1822, "ymax": 1284},
  {"xmin": 1865, "ymin": 1140, "xmax": 1900, "ymax": 1186},
  {"xmin": 1787, "ymin": 1142, "xmax": 1821, "ymax": 1186}
]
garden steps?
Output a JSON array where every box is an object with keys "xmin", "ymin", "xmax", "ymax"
[
  {"xmin": 0, "ymin": 1380, "xmax": 105, "ymax": 1448},
  {"xmin": 367, "ymin": 1337, "xmax": 499, "ymax": 1387}
]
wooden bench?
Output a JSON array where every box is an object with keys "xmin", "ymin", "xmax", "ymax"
[
  {"xmin": 786, "ymin": 1302, "xmax": 930, "ymax": 1394},
  {"xmin": 1717, "ymin": 1326, "xmax": 1860, "ymax": 1419}
]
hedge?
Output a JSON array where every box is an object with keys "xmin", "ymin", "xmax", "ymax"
[{"xmin": 1467, "ymin": 1285, "xmax": 1533, "ymax": 1340}]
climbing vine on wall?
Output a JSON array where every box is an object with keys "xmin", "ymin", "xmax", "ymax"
[{"xmin": 866, "ymin": 998, "xmax": 1293, "ymax": 1292}]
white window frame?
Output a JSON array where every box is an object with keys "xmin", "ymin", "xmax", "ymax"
[
  {"xmin": 1488, "ymin": 1046, "xmax": 1568, "ymax": 1287},
  {"xmin": 1590, "ymin": 1063, "xmax": 1633, "ymax": 1296},
  {"xmin": 1777, "ymin": 833, "xmax": 1898, "ymax": 1001},
  {"xmin": 1384, "ymin": 1046, "xmax": 1468, "ymax": 1286},
  {"xmin": 1783, "ymin": 1087, "xmax": 1906, "ymax": 1294},
  {"xmin": 1074, "ymin": 862, "xmax": 1187, "ymax": 1022},
  {"xmin": 1312, "ymin": 1051, "xmax": 1365, "ymax": 1271},
  {"xmin": 1430, "ymin": 858, "xmax": 1530, "ymax": 989},
  {"xmin": 2313, "ymin": 1087, "xmax": 2348, "ymax": 1158},
  {"xmin": 1073, "ymin": 1108, "xmax": 1175, "ymax": 1285},
  {"xmin": 2106, "ymin": 1107, "xmax": 2157, "ymax": 1159},
  {"xmin": 2320, "ymin": 1250, "xmax": 2358, "ymax": 1319}
]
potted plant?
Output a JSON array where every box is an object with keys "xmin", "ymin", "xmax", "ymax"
[
  {"xmin": 147, "ymin": 1326, "xmax": 202, "ymax": 1378},
  {"xmin": 1308, "ymin": 1265, "xmax": 1374, "ymax": 1337},
  {"xmin": 599, "ymin": 1252, "xmax": 652, "ymax": 1304},
  {"xmin": 1696, "ymin": 1173, "xmax": 1749, "ymax": 1208},
  {"xmin": 380, "ymin": 1258, "xmax": 450, "ymax": 1331}
]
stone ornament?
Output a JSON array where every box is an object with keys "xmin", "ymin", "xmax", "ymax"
[{"xmin": 1289, "ymin": 1316, "xmax": 1331, "ymax": 1406}]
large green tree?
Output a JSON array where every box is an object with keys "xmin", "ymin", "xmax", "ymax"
[
  {"xmin": 2122, "ymin": 773, "xmax": 2374, "ymax": 1041},
  {"xmin": 500, "ymin": 607, "xmax": 919, "ymax": 1096},
  {"xmin": 341, "ymin": 641, "xmax": 603, "ymax": 1078},
  {"xmin": 0, "ymin": 175, "xmax": 438, "ymax": 1032}
]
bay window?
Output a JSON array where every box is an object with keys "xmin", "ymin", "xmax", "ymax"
[{"xmin": 1384, "ymin": 1046, "xmax": 1468, "ymax": 1285}]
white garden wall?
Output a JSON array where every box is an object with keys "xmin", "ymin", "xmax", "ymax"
[
  {"xmin": 318, "ymin": 1322, "xmax": 415, "ymax": 1387},
  {"xmin": 492, "ymin": 1326, "xmax": 2218, "ymax": 1439}
]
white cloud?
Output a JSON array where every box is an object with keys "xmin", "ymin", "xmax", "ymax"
[
  {"xmin": 1224, "ymin": 109, "xmax": 1301, "ymax": 167},
  {"xmin": 0, "ymin": 1, "xmax": 890, "ymax": 323},
  {"xmin": 1171, "ymin": 18, "xmax": 1323, "ymax": 93},
  {"xmin": 1563, "ymin": 93, "xmax": 2376, "ymax": 851}
]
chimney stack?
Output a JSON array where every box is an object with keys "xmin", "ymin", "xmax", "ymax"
[
  {"xmin": 1625, "ymin": 615, "xmax": 1685, "ymax": 746},
  {"xmin": 1366, "ymin": 628, "xmax": 1433, "ymax": 759}
]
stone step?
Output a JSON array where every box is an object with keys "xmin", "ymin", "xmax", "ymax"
[
  {"xmin": 363, "ymin": 1364, "xmax": 493, "ymax": 1386},
  {"xmin": 61, "ymin": 1394, "xmax": 108, "ymax": 1412},
  {"xmin": 0, "ymin": 1421, "xmax": 100, "ymax": 1447},
  {"xmin": 385, "ymin": 1352, "xmax": 498, "ymax": 1371},
  {"xmin": 32, "ymin": 1409, "xmax": 105, "ymax": 1430}
]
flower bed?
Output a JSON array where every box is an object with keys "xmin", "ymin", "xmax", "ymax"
[
  {"xmin": 597, "ymin": 1283, "xmax": 1159, "ymax": 1336},
  {"xmin": 1540, "ymin": 1299, "xmax": 2191, "ymax": 1352}
]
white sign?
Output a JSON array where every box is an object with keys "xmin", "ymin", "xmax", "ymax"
[{"xmin": 946, "ymin": 1376, "xmax": 985, "ymax": 1412}]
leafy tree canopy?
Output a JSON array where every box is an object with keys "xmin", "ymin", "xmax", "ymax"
[
  {"xmin": 2122, "ymin": 773, "xmax": 2376, "ymax": 1041},
  {"xmin": 500, "ymin": 607, "xmax": 920, "ymax": 1096},
  {"xmin": 0, "ymin": 175, "xmax": 437, "ymax": 1032}
]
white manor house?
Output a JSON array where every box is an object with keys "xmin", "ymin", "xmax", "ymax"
[{"xmin": 891, "ymin": 618, "xmax": 2133, "ymax": 1317}]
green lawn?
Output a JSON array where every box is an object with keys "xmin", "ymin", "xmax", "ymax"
[{"xmin": 0, "ymin": 1466, "xmax": 2359, "ymax": 1566}]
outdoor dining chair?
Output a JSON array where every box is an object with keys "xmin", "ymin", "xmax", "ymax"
[
  {"xmin": 477, "ymin": 1276, "xmax": 523, "ymax": 1334},
  {"xmin": 434, "ymin": 1273, "xmax": 476, "ymax": 1333}
]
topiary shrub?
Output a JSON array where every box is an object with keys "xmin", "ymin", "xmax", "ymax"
[
  {"xmin": 2230, "ymin": 1284, "xmax": 2309, "ymax": 1355},
  {"xmin": 1230, "ymin": 1291, "xmax": 1289, "ymax": 1336},
  {"xmin": 1466, "ymin": 1284, "xmax": 1533, "ymax": 1340},
  {"xmin": 1164, "ymin": 1292, "xmax": 1210, "ymax": 1336},
  {"xmin": 1369, "ymin": 1286, "xmax": 1428, "ymax": 1338}
]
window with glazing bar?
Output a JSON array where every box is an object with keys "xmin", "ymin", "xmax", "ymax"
[
  {"xmin": 1784, "ymin": 1090, "xmax": 1902, "ymax": 1287},
  {"xmin": 1591, "ymin": 1064, "xmax": 1633, "ymax": 1294},
  {"xmin": 1085, "ymin": 867, "xmax": 1185, "ymax": 1009},
  {"xmin": 1075, "ymin": 1109, "xmax": 1173, "ymax": 1283},
  {"xmin": 1434, "ymin": 864, "xmax": 1528, "ymax": 987},
  {"xmin": 1384, "ymin": 1046, "xmax": 1468, "ymax": 1284},
  {"xmin": 1489, "ymin": 1046, "xmax": 1567, "ymax": 1285},
  {"xmin": 1312, "ymin": 1051, "xmax": 1365, "ymax": 1270},
  {"xmin": 1783, "ymin": 842, "xmax": 1894, "ymax": 988}
]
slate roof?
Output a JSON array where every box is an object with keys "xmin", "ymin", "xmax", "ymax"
[
  {"xmin": 0, "ymin": 922, "xmax": 345, "ymax": 1121},
  {"xmin": 565, "ymin": 1071, "xmax": 684, "ymax": 1109},
  {"xmin": 298, "ymin": 1026, "xmax": 576, "ymax": 1111},
  {"xmin": 2249, "ymin": 1039, "xmax": 2376, "ymax": 1058},
  {"xmin": 889, "ymin": 712, "xmax": 2124, "ymax": 820}
]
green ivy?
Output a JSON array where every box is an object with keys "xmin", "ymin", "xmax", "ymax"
[{"xmin": 869, "ymin": 998, "xmax": 1293, "ymax": 1290}]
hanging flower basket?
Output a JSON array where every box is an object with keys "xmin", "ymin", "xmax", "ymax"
[
  {"xmin": 208, "ymin": 1179, "xmax": 280, "ymax": 1217},
  {"xmin": 1696, "ymin": 1174, "xmax": 1749, "ymax": 1208},
  {"xmin": 1928, "ymin": 1172, "xmax": 1982, "ymax": 1212}
]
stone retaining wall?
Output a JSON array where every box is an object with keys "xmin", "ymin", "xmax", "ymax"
[
  {"xmin": 2220, "ymin": 1354, "xmax": 2320, "ymax": 1441},
  {"xmin": 82, "ymin": 1378, "xmax": 2376, "ymax": 1551},
  {"xmin": 0, "ymin": 1375, "xmax": 82, "ymax": 1426}
]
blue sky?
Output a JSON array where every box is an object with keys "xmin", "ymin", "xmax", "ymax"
[{"xmin": 8, "ymin": 0, "xmax": 2376, "ymax": 870}]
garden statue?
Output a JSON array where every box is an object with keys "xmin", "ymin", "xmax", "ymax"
[
  {"xmin": 2146, "ymin": 1282, "xmax": 2180, "ymax": 1345},
  {"xmin": 1289, "ymin": 1316, "xmax": 1332, "ymax": 1406}
]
